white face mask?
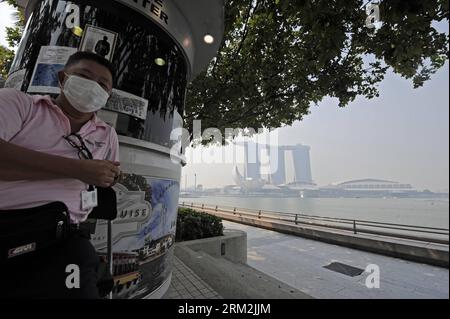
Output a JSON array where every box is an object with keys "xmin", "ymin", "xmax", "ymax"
[{"xmin": 62, "ymin": 74, "xmax": 110, "ymax": 113}]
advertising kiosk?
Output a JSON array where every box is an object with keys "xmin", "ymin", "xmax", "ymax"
[{"xmin": 6, "ymin": 0, "xmax": 224, "ymax": 299}]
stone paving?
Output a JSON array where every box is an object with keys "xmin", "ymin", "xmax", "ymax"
[
  {"xmin": 222, "ymin": 221, "xmax": 449, "ymax": 299},
  {"xmin": 162, "ymin": 255, "xmax": 223, "ymax": 299}
]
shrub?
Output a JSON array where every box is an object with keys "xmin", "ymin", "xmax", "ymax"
[{"xmin": 176, "ymin": 207, "xmax": 224, "ymax": 242}]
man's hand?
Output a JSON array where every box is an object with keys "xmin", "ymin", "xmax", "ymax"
[
  {"xmin": 0, "ymin": 139, "xmax": 122, "ymax": 185},
  {"xmin": 76, "ymin": 160, "xmax": 121, "ymax": 188}
]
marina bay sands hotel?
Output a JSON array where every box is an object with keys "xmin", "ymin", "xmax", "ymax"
[{"xmin": 243, "ymin": 142, "xmax": 314, "ymax": 186}]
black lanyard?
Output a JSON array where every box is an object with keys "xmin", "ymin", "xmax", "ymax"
[{"xmin": 63, "ymin": 133, "xmax": 95, "ymax": 191}]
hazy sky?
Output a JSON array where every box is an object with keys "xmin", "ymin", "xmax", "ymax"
[
  {"xmin": 183, "ymin": 22, "xmax": 449, "ymax": 192},
  {"xmin": 183, "ymin": 65, "xmax": 449, "ymax": 192},
  {"xmin": 0, "ymin": 3, "xmax": 15, "ymax": 48},
  {"xmin": 1, "ymin": 3, "xmax": 448, "ymax": 192}
]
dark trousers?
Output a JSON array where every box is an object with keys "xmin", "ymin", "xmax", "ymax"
[{"xmin": 1, "ymin": 232, "xmax": 100, "ymax": 299}]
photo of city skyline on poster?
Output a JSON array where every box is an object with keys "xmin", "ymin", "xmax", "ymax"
[{"xmin": 91, "ymin": 174, "xmax": 180, "ymax": 299}]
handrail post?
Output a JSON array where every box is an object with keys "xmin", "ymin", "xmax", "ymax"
[
  {"xmin": 215, "ymin": 205, "xmax": 218, "ymax": 212},
  {"xmin": 107, "ymin": 220, "xmax": 113, "ymax": 299},
  {"xmin": 353, "ymin": 220, "xmax": 357, "ymax": 234},
  {"xmin": 295, "ymin": 214, "xmax": 298, "ymax": 225}
]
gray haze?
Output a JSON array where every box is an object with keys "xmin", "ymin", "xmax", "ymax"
[
  {"xmin": 182, "ymin": 21, "xmax": 449, "ymax": 192},
  {"xmin": 182, "ymin": 64, "xmax": 449, "ymax": 192}
]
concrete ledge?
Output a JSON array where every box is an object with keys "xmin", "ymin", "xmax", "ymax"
[
  {"xmin": 174, "ymin": 244, "xmax": 313, "ymax": 299},
  {"xmin": 204, "ymin": 210, "xmax": 449, "ymax": 268},
  {"xmin": 178, "ymin": 230, "xmax": 247, "ymax": 264}
]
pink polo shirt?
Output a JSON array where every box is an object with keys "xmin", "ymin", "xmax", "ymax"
[{"xmin": 0, "ymin": 88, "xmax": 119, "ymax": 223}]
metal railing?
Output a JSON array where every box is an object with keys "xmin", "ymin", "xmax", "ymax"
[{"xmin": 179, "ymin": 202, "xmax": 449, "ymax": 245}]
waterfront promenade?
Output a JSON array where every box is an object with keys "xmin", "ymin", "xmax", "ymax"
[
  {"xmin": 163, "ymin": 255, "xmax": 223, "ymax": 299},
  {"xmin": 221, "ymin": 220, "xmax": 449, "ymax": 298},
  {"xmin": 180, "ymin": 202, "xmax": 448, "ymax": 267}
]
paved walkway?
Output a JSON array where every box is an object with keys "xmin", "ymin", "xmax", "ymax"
[
  {"xmin": 222, "ymin": 221, "xmax": 449, "ymax": 299},
  {"xmin": 162, "ymin": 255, "xmax": 223, "ymax": 299}
]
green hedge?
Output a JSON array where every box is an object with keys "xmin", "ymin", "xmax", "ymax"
[{"xmin": 176, "ymin": 207, "xmax": 224, "ymax": 242}]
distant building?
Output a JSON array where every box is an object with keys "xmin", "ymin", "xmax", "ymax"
[
  {"xmin": 267, "ymin": 144, "xmax": 314, "ymax": 186},
  {"xmin": 302, "ymin": 178, "xmax": 418, "ymax": 198},
  {"xmin": 236, "ymin": 143, "xmax": 315, "ymax": 192},
  {"xmin": 270, "ymin": 147, "xmax": 286, "ymax": 185},
  {"xmin": 232, "ymin": 165, "xmax": 266, "ymax": 191},
  {"xmin": 244, "ymin": 141, "xmax": 262, "ymax": 181},
  {"xmin": 333, "ymin": 179, "xmax": 414, "ymax": 191},
  {"xmin": 291, "ymin": 145, "xmax": 313, "ymax": 185}
]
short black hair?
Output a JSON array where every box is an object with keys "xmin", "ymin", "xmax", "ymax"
[{"xmin": 65, "ymin": 51, "xmax": 115, "ymax": 84}]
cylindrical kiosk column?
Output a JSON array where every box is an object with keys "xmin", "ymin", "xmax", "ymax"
[{"xmin": 7, "ymin": 0, "xmax": 224, "ymax": 299}]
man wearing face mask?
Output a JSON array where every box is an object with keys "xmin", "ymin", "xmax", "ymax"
[{"xmin": 0, "ymin": 51, "xmax": 120, "ymax": 298}]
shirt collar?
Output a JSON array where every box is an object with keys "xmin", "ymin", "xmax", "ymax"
[{"xmin": 32, "ymin": 94, "xmax": 109, "ymax": 128}]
